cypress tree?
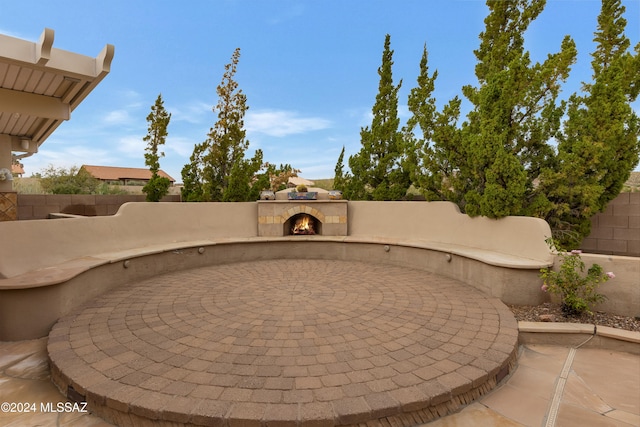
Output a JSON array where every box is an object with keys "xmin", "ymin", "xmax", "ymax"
[
  {"xmin": 142, "ymin": 94, "xmax": 171, "ymax": 202},
  {"xmin": 181, "ymin": 142, "xmax": 206, "ymax": 202},
  {"xmin": 541, "ymin": 0, "xmax": 640, "ymax": 246},
  {"xmin": 332, "ymin": 146, "xmax": 346, "ymax": 192},
  {"xmin": 202, "ymin": 47, "xmax": 249, "ymax": 201},
  {"xmin": 345, "ymin": 34, "xmax": 409, "ymax": 200},
  {"xmin": 181, "ymin": 48, "xmax": 262, "ymax": 202},
  {"xmin": 457, "ymin": 0, "xmax": 576, "ymax": 218},
  {"xmin": 404, "ymin": 45, "xmax": 467, "ymax": 206}
]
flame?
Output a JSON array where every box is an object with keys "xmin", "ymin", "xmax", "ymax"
[{"xmin": 292, "ymin": 215, "xmax": 315, "ymax": 235}]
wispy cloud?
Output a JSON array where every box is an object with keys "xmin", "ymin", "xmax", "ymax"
[
  {"xmin": 167, "ymin": 136, "xmax": 199, "ymax": 157},
  {"xmin": 246, "ymin": 109, "xmax": 331, "ymax": 137},
  {"xmin": 115, "ymin": 135, "xmax": 146, "ymax": 158},
  {"xmin": 169, "ymin": 101, "xmax": 212, "ymax": 124},
  {"xmin": 92, "ymin": 89, "xmax": 147, "ymax": 128},
  {"xmin": 104, "ymin": 109, "xmax": 134, "ymax": 125}
]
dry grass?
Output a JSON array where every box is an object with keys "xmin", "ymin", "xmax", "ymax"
[
  {"xmin": 623, "ymin": 171, "xmax": 640, "ymax": 191},
  {"xmin": 12, "ymin": 177, "xmax": 43, "ymax": 194}
]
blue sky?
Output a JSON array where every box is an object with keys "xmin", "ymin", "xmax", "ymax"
[{"xmin": 2, "ymin": 0, "xmax": 639, "ymax": 181}]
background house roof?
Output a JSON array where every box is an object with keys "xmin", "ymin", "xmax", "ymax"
[
  {"xmin": 11, "ymin": 164, "xmax": 24, "ymax": 175},
  {"xmin": 81, "ymin": 165, "xmax": 175, "ymax": 183},
  {"xmin": 288, "ymin": 177, "xmax": 315, "ymax": 187}
]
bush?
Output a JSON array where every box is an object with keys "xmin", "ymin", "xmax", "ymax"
[{"xmin": 540, "ymin": 239, "xmax": 614, "ymax": 316}]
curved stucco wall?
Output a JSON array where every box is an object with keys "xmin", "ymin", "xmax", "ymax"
[
  {"xmin": 0, "ymin": 201, "xmax": 554, "ymax": 279},
  {"xmin": 12, "ymin": 200, "xmax": 640, "ymax": 341},
  {"xmin": 0, "ymin": 202, "xmax": 257, "ymax": 279},
  {"xmin": 348, "ymin": 201, "xmax": 553, "ymax": 264}
]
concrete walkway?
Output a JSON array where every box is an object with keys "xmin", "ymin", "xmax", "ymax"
[{"xmin": 2, "ymin": 339, "xmax": 638, "ymax": 426}]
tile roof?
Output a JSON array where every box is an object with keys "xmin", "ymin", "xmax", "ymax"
[
  {"xmin": 11, "ymin": 164, "xmax": 24, "ymax": 175},
  {"xmin": 81, "ymin": 165, "xmax": 175, "ymax": 182}
]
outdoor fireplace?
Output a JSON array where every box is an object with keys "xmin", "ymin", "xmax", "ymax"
[{"xmin": 257, "ymin": 200, "xmax": 347, "ymax": 237}]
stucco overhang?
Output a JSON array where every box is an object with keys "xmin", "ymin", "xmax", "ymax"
[{"xmin": 0, "ymin": 28, "xmax": 114, "ymax": 153}]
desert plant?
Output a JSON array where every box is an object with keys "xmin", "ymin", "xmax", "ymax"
[{"xmin": 540, "ymin": 239, "xmax": 614, "ymax": 316}]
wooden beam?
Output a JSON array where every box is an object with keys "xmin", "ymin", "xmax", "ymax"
[
  {"xmin": 36, "ymin": 28, "xmax": 54, "ymax": 66},
  {"xmin": 0, "ymin": 87, "xmax": 69, "ymax": 120}
]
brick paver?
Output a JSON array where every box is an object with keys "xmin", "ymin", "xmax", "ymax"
[{"xmin": 48, "ymin": 259, "xmax": 518, "ymax": 426}]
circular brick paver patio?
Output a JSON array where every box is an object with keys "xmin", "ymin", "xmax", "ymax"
[{"xmin": 48, "ymin": 259, "xmax": 518, "ymax": 426}]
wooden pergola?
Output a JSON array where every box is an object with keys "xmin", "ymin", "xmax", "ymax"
[{"xmin": 0, "ymin": 28, "xmax": 114, "ymax": 192}]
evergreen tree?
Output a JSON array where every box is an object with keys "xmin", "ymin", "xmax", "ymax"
[
  {"xmin": 332, "ymin": 146, "xmax": 346, "ymax": 191},
  {"xmin": 203, "ymin": 47, "xmax": 249, "ymax": 201},
  {"xmin": 589, "ymin": 0, "xmax": 640, "ymax": 205},
  {"xmin": 345, "ymin": 34, "xmax": 409, "ymax": 200},
  {"xmin": 419, "ymin": 0, "xmax": 575, "ymax": 217},
  {"xmin": 402, "ymin": 45, "xmax": 466, "ymax": 205},
  {"xmin": 142, "ymin": 94, "xmax": 171, "ymax": 202},
  {"xmin": 181, "ymin": 142, "xmax": 206, "ymax": 202},
  {"xmin": 222, "ymin": 149, "xmax": 266, "ymax": 202},
  {"xmin": 403, "ymin": 45, "xmax": 437, "ymax": 182},
  {"xmin": 181, "ymin": 48, "xmax": 261, "ymax": 202},
  {"xmin": 541, "ymin": 0, "xmax": 640, "ymax": 245}
]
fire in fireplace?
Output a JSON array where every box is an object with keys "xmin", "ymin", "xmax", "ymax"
[{"xmin": 291, "ymin": 214, "xmax": 316, "ymax": 235}]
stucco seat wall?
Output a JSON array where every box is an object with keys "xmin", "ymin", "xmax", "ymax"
[
  {"xmin": 0, "ymin": 201, "xmax": 552, "ymax": 280},
  {"xmin": 0, "ymin": 201, "xmax": 556, "ymax": 341},
  {"xmin": 347, "ymin": 201, "xmax": 554, "ymax": 266},
  {"xmin": 0, "ymin": 202, "xmax": 258, "ymax": 279}
]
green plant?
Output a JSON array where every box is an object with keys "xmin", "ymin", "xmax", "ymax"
[
  {"xmin": 142, "ymin": 94, "xmax": 171, "ymax": 202},
  {"xmin": 296, "ymin": 184, "xmax": 308, "ymax": 192},
  {"xmin": 540, "ymin": 239, "xmax": 614, "ymax": 316}
]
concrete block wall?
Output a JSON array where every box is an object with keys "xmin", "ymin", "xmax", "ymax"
[
  {"xmin": 581, "ymin": 192, "xmax": 640, "ymax": 257},
  {"xmin": 17, "ymin": 194, "xmax": 181, "ymax": 220}
]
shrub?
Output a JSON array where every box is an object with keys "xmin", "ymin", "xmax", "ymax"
[{"xmin": 540, "ymin": 239, "xmax": 614, "ymax": 316}]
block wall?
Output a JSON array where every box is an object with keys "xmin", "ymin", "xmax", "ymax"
[
  {"xmin": 17, "ymin": 194, "xmax": 181, "ymax": 220},
  {"xmin": 580, "ymin": 192, "xmax": 639, "ymax": 257}
]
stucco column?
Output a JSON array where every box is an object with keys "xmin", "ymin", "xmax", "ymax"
[
  {"xmin": 0, "ymin": 135, "xmax": 17, "ymax": 221},
  {"xmin": 0, "ymin": 135, "xmax": 12, "ymax": 192}
]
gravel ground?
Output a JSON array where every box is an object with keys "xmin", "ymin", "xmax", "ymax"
[{"xmin": 508, "ymin": 302, "xmax": 640, "ymax": 332}]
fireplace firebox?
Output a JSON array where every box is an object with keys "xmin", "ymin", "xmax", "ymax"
[{"xmin": 286, "ymin": 213, "xmax": 321, "ymax": 235}]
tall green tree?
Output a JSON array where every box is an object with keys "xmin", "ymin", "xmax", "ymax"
[
  {"xmin": 142, "ymin": 94, "xmax": 171, "ymax": 202},
  {"xmin": 417, "ymin": 0, "xmax": 575, "ymax": 218},
  {"xmin": 403, "ymin": 44, "xmax": 466, "ymax": 205},
  {"xmin": 202, "ymin": 47, "xmax": 249, "ymax": 201},
  {"xmin": 458, "ymin": 0, "xmax": 576, "ymax": 218},
  {"xmin": 344, "ymin": 34, "xmax": 409, "ymax": 200},
  {"xmin": 181, "ymin": 142, "xmax": 206, "ymax": 202},
  {"xmin": 222, "ymin": 149, "xmax": 266, "ymax": 202},
  {"xmin": 332, "ymin": 146, "xmax": 346, "ymax": 192},
  {"xmin": 181, "ymin": 48, "xmax": 264, "ymax": 202},
  {"xmin": 541, "ymin": 0, "xmax": 640, "ymax": 245}
]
